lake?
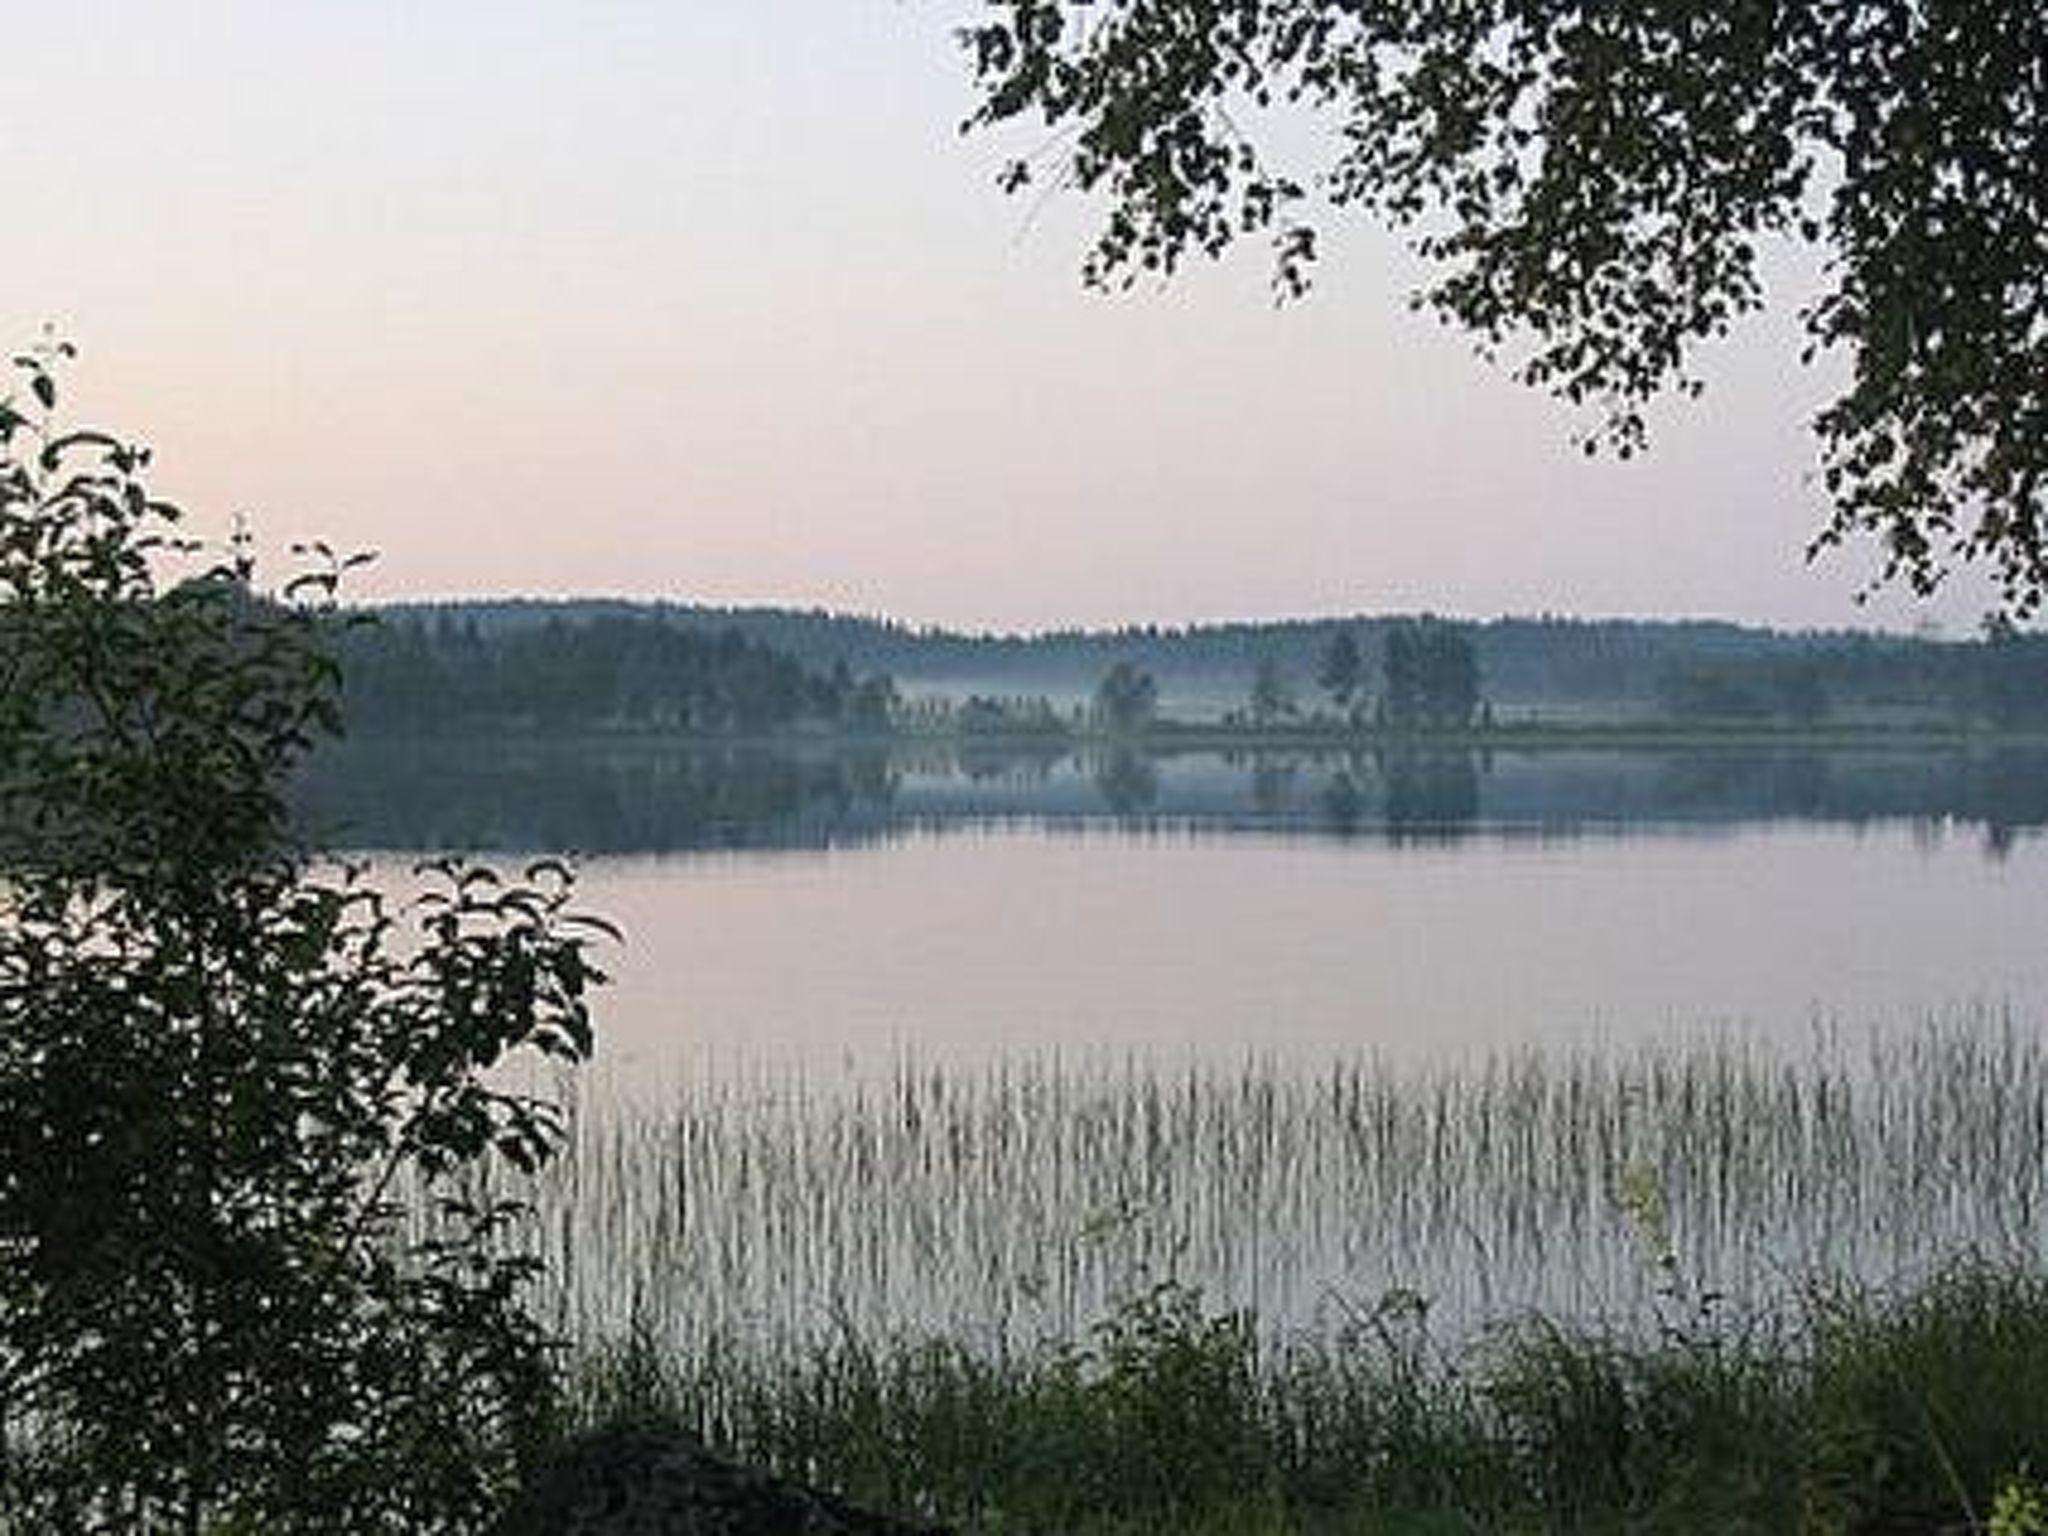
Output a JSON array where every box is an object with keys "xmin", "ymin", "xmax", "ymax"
[{"xmin": 303, "ymin": 739, "xmax": 2048, "ymax": 1353}]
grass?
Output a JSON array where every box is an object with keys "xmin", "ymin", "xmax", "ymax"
[
  {"xmin": 551, "ymin": 1260, "xmax": 2048, "ymax": 1533},
  {"xmin": 483, "ymin": 1012, "xmax": 2048, "ymax": 1530},
  {"xmin": 528, "ymin": 1014, "xmax": 2048, "ymax": 1361}
]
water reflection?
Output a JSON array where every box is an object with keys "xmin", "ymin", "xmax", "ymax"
[
  {"xmin": 293, "ymin": 738, "xmax": 2048, "ymax": 857},
  {"xmin": 1318, "ymin": 767, "xmax": 1367, "ymax": 837},
  {"xmin": 291, "ymin": 740, "xmax": 900, "ymax": 852},
  {"xmin": 1378, "ymin": 747, "xmax": 1482, "ymax": 840},
  {"xmin": 1089, "ymin": 747, "xmax": 1160, "ymax": 818}
]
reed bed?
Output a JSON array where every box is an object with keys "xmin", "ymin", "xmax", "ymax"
[{"xmin": 524, "ymin": 1011, "xmax": 2048, "ymax": 1367}]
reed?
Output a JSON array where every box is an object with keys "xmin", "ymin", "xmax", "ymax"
[
  {"xmin": 491, "ymin": 1011, "xmax": 2048, "ymax": 1529},
  {"xmin": 528, "ymin": 1011, "xmax": 2048, "ymax": 1366}
]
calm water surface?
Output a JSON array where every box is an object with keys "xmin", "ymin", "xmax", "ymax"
[
  {"xmin": 319, "ymin": 742, "xmax": 2048, "ymax": 1346},
  {"xmin": 309, "ymin": 739, "xmax": 2048, "ymax": 1084},
  {"xmin": 575, "ymin": 819, "xmax": 2047, "ymax": 1095}
]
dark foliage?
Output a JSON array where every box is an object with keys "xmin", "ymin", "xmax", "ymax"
[
  {"xmin": 0, "ymin": 345, "xmax": 609, "ymax": 1531},
  {"xmin": 1316, "ymin": 628, "xmax": 1364, "ymax": 718},
  {"xmin": 578, "ymin": 1262, "xmax": 2048, "ymax": 1534},
  {"xmin": 1381, "ymin": 619, "xmax": 1480, "ymax": 731},
  {"xmin": 1092, "ymin": 659, "xmax": 1160, "ymax": 734},
  {"xmin": 381, "ymin": 599, "xmax": 2048, "ymax": 724},
  {"xmin": 960, "ymin": 0, "xmax": 2045, "ymax": 615},
  {"xmin": 338, "ymin": 610, "xmax": 895, "ymax": 738},
  {"xmin": 489, "ymin": 1426, "xmax": 951, "ymax": 1536}
]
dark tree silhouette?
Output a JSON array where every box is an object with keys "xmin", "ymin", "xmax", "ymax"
[
  {"xmin": 0, "ymin": 346, "xmax": 608, "ymax": 1530},
  {"xmin": 1248, "ymin": 656, "xmax": 1296, "ymax": 726},
  {"xmin": 1093, "ymin": 659, "xmax": 1160, "ymax": 734},
  {"xmin": 339, "ymin": 613, "xmax": 890, "ymax": 737},
  {"xmin": 1381, "ymin": 619, "xmax": 1479, "ymax": 730},
  {"xmin": 960, "ymin": 1, "xmax": 2047, "ymax": 611},
  {"xmin": 1317, "ymin": 628, "xmax": 1364, "ymax": 721}
]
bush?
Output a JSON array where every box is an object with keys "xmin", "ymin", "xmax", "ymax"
[{"xmin": 0, "ymin": 342, "xmax": 610, "ymax": 1531}]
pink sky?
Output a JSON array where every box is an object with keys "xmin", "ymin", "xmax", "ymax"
[{"xmin": 3, "ymin": 2, "xmax": 1993, "ymax": 635}]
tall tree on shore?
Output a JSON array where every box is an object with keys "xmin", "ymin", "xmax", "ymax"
[
  {"xmin": 1421, "ymin": 623, "xmax": 1481, "ymax": 729},
  {"xmin": 1381, "ymin": 619, "xmax": 1479, "ymax": 730},
  {"xmin": 1317, "ymin": 628, "xmax": 1364, "ymax": 722},
  {"xmin": 1093, "ymin": 659, "xmax": 1159, "ymax": 735},
  {"xmin": 1249, "ymin": 656, "xmax": 1296, "ymax": 727}
]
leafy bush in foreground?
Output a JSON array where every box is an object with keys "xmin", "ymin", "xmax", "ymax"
[{"xmin": 0, "ymin": 344, "xmax": 609, "ymax": 1531}]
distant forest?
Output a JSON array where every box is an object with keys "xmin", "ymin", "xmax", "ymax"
[
  {"xmin": 336, "ymin": 600, "xmax": 2048, "ymax": 736},
  {"xmin": 339, "ymin": 610, "xmax": 895, "ymax": 736}
]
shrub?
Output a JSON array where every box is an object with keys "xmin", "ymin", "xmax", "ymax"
[{"xmin": 0, "ymin": 342, "xmax": 610, "ymax": 1531}]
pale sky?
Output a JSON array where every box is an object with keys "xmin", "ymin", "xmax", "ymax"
[{"xmin": 3, "ymin": 2, "xmax": 1994, "ymax": 634}]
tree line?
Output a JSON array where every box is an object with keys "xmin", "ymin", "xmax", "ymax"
[
  {"xmin": 1217, "ymin": 621, "xmax": 1483, "ymax": 733},
  {"xmin": 372, "ymin": 599, "xmax": 2048, "ymax": 726},
  {"xmin": 337, "ymin": 605, "xmax": 2048, "ymax": 739},
  {"xmin": 338, "ymin": 610, "xmax": 895, "ymax": 736},
  {"xmin": 1656, "ymin": 628, "xmax": 2048, "ymax": 728}
]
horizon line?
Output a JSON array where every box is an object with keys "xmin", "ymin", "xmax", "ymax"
[{"xmin": 352, "ymin": 592, "xmax": 1952, "ymax": 645}]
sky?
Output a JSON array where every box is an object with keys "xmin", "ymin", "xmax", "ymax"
[{"xmin": 3, "ymin": 2, "xmax": 1995, "ymax": 635}]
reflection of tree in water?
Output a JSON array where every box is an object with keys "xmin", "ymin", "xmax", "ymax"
[
  {"xmin": 953, "ymin": 739, "xmax": 1065, "ymax": 784},
  {"xmin": 1652, "ymin": 749, "xmax": 2048, "ymax": 849},
  {"xmin": 1090, "ymin": 748, "xmax": 1160, "ymax": 817},
  {"xmin": 294, "ymin": 741, "xmax": 901, "ymax": 852},
  {"xmin": 1376, "ymin": 748, "xmax": 1481, "ymax": 839},
  {"xmin": 298, "ymin": 740, "xmax": 2048, "ymax": 856},
  {"xmin": 1318, "ymin": 769, "xmax": 1366, "ymax": 836},
  {"xmin": 1971, "ymin": 751, "xmax": 2048, "ymax": 860},
  {"xmin": 1249, "ymin": 754, "xmax": 1299, "ymax": 816},
  {"xmin": 1656, "ymin": 751, "xmax": 1835, "ymax": 818}
]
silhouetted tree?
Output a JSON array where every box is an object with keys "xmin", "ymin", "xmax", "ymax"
[
  {"xmin": 960, "ymin": 2, "xmax": 2046, "ymax": 611},
  {"xmin": 1382, "ymin": 620, "xmax": 1479, "ymax": 731},
  {"xmin": 1317, "ymin": 628, "xmax": 1364, "ymax": 722},
  {"xmin": 842, "ymin": 673, "xmax": 899, "ymax": 733},
  {"xmin": 1248, "ymin": 656, "xmax": 1295, "ymax": 727},
  {"xmin": 1092, "ymin": 659, "xmax": 1159, "ymax": 735},
  {"xmin": 1421, "ymin": 624, "xmax": 1480, "ymax": 730}
]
